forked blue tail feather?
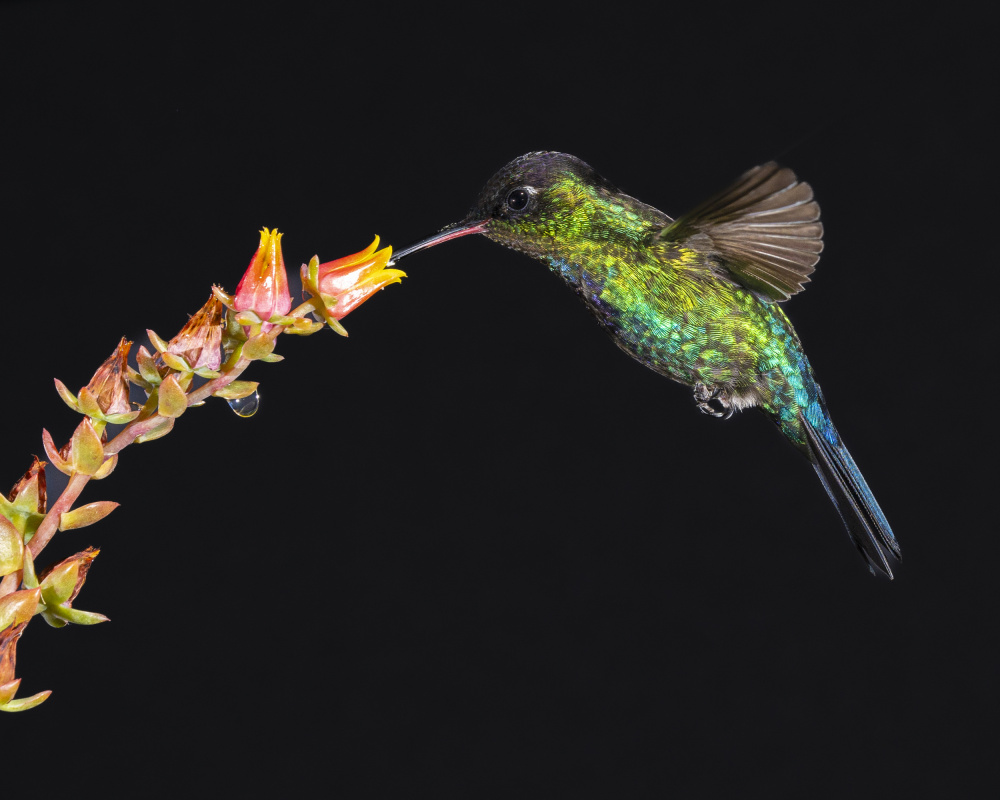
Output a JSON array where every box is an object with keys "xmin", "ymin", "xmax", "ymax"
[{"xmin": 799, "ymin": 411, "xmax": 900, "ymax": 578}]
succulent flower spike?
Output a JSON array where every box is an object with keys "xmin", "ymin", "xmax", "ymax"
[
  {"xmin": 300, "ymin": 236, "xmax": 405, "ymax": 335},
  {"xmin": 2, "ymin": 224, "xmax": 410, "ymax": 710},
  {"xmin": 234, "ymin": 228, "xmax": 292, "ymax": 334}
]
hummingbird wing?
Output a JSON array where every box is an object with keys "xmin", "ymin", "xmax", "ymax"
[{"xmin": 652, "ymin": 163, "xmax": 823, "ymax": 302}]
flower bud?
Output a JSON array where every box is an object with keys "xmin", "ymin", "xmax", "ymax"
[
  {"xmin": 83, "ymin": 338, "xmax": 134, "ymax": 416},
  {"xmin": 234, "ymin": 228, "xmax": 292, "ymax": 334},
  {"xmin": 165, "ymin": 294, "xmax": 225, "ymax": 373},
  {"xmin": 54, "ymin": 339, "xmax": 139, "ymax": 425}
]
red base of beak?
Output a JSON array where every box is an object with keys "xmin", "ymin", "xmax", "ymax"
[{"xmin": 390, "ymin": 220, "xmax": 490, "ymax": 263}]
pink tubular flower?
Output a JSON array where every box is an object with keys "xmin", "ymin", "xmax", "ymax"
[
  {"xmin": 300, "ymin": 236, "xmax": 405, "ymax": 332},
  {"xmin": 234, "ymin": 228, "xmax": 292, "ymax": 332}
]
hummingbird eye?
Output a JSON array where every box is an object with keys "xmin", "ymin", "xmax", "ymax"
[{"xmin": 505, "ymin": 188, "xmax": 530, "ymax": 212}]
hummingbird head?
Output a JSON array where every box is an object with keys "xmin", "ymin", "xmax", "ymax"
[{"xmin": 392, "ymin": 152, "xmax": 663, "ymax": 265}]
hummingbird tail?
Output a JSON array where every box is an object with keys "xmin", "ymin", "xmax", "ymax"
[{"xmin": 799, "ymin": 412, "xmax": 900, "ymax": 578}]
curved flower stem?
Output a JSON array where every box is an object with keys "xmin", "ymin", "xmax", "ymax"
[
  {"xmin": 186, "ymin": 356, "xmax": 254, "ymax": 407},
  {"xmin": 289, "ymin": 297, "xmax": 320, "ymax": 318},
  {"xmin": 26, "ymin": 472, "xmax": 92, "ymax": 558},
  {"xmin": 2, "ymin": 296, "xmax": 321, "ymax": 595}
]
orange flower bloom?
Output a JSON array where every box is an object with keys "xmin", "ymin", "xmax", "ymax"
[{"xmin": 300, "ymin": 237, "xmax": 405, "ymax": 331}]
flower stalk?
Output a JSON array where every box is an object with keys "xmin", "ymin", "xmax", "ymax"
[{"xmin": 0, "ymin": 227, "xmax": 404, "ymax": 711}]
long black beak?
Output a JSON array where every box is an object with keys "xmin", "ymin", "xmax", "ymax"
[{"xmin": 389, "ymin": 219, "xmax": 490, "ymax": 265}]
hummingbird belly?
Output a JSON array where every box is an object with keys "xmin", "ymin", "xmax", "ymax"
[{"xmin": 549, "ymin": 256, "xmax": 818, "ymax": 421}]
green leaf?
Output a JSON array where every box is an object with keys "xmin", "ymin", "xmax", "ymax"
[
  {"xmin": 40, "ymin": 610, "xmax": 67, "ymax": 628},
  {"xmin": 324, "ymin": 313, "xmax": 349, "ymax": 337},
  {"xmin": 134, "ymin": 415, "xmax": 175, "ymax": 444},
  {"xmin": 157, "ymin": 374, "xmax": 188, "ymax": 418},
  {"xmin": 48, "ymin": 605, "xmax": 109, "ymax": 625},
  {"xmin": 0, "ymin": 516, "xmax": 24, "ymax": 576},
  {"xmin": 305, "ymin": 254, "xmax": 320, "ymax": 284},
  {"xmin": 242, "ymin": 333, "xmax": 275, "ymax": 361},
  {"xmin": 0, "ymin": 689, "xmax": 52, "ymax": 712},
  {"xmin": 0, "ymin": 588, "xmax": 40, "ymax": 632},
  {"xmin": 59, "ymin": 501, "xmax": 119, "ymax": 531},
  {"xmin": 0, "ymin": 678, "xmax": 20, "ymax": 705},
  {"xmin": 160, "ymin": 352, "xmax": 191, "ymax": 372},
  {"xmin": 136, "ymin": 346, "xmax": 163, "ymax": 385},
  {"xmin": 41, "ymin": 428, "xmax": 73, "ymax": 476},
  {"xmin": 259, "ymin": 353, "xmax": 284, "ymax": 363},
  {"xmin": 76, "ymin": 387, "xmax": 103, "ymax": 418},
  {"xmin": 212, "ymin": 284, "xmax": 234, "ymax": 307},
  {"xmin": 53, "ymin": 379, "xmax": 80, "ymax": 412},
  {"xmin": 235, "ymin": 310, "xmax": 262, "ymax": 325},
  {"xmin": 126, "ymin": 365, "xmax": 153, "ymax": 391},
  {"xmin": 282, "ymin": 318, "xmax": 325, "ymax": 336},
  {"xmin": 92, "ymin": 452, "xmax": 119, "ymax": 480},
  {"xmin": 39, "ymin": 561, "xmax": 79, "ymax": 607},
  {"xmin": 212, "ymin": 380, "xmax": 259, "ymax": 400},
  {"xmin": 146, "ymin": 328, "xmax": 170, "ymax": 354},
  {"xmin": 21, "ymin": 549, "xmax": 38, "ymax": 589},
  {"xmin": 104, "ymin": 410, "xmax": 141, "ymax": 425},
  {"xmin": 69, "ymin": 419, "xmax": 106, "ymax": 476}
]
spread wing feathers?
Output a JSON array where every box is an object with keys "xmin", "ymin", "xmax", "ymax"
[{"xmin": 654, "ymin": 162, "xmax": 824, "ymax": 302}]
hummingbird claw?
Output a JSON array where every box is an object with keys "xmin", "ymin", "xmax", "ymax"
[{"xmin": 693, "ymin": 383, "xmax": 734, "ymax": 419}]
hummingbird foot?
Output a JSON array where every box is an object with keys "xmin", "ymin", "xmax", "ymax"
[{"xmin": 693, "ymin": 383, "xmax": 734, "ymax": 419}]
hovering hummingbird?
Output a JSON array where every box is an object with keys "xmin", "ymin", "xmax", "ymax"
[{"xmin": 392, "ymin": 152, "xmax": 899, "ymax": 578}]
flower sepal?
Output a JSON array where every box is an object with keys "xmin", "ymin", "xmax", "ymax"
[
  {"xmin": 42, "ymin": 419, "xmax": 111, "ymax": 478},
  {"xmin": 0, "ymin": 588, "xmax": 40, "ymax": 632},
  {"xmin": 157, "ymin": 374, "xmax": 189, "ymax": 419},
  {"xmin": 0, "ymin": 681, "xmax": 52, "ymax": 712},
  {"xmin": 0, "ymin": 457, "xmax": 47, "ymax": 540},
  {"xmin": 235, "ymin": 310, "xmax": 263, "ymax": 326},
  {"xmin": 58, "ymin": 501, "xmax": 119, "ymax": 531},
  {"xmin": 262, "ymin": 310, "xmax": 325, "ymax": 336},
  {"xmin": 36, "ymin": 548, "xmax": 107, "ymax": 628},
  {"xmin": 133, "ymin": 346, "xmax": 168, "ymax": 390},
  {"xmin": 241, "ymin": 332, "xmax": 279, "ymax": 362}
]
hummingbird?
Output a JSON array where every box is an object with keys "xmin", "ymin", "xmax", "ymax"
[{"xmin": 392, "ymin": 152, "xmax": 900, "ymax": 578}]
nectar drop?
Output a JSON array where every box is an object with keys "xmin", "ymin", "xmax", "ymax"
[{"xmin": 227, "ymin": 390, "xmax": 260, "ymax": 418}]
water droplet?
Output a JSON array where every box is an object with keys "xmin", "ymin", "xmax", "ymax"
[{"xmin": 227, "ymin": 390, "xmax": 260, "ymax": 418}]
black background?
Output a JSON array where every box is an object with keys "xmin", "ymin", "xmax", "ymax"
[{"xmin": 1, "ymin": 2, "xmax": 994, "ymax": 796}]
